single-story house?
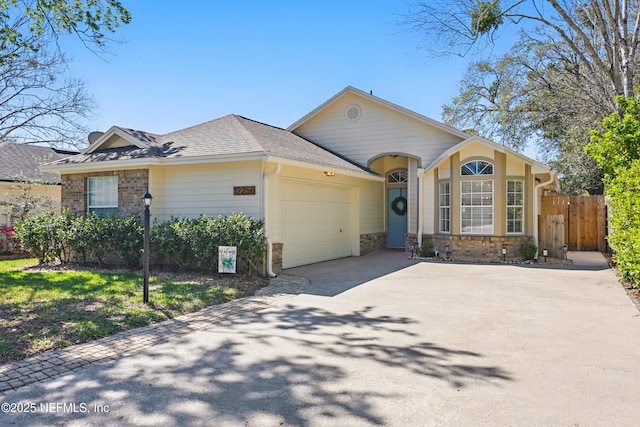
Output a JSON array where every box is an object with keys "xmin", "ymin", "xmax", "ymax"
[
  {"xmin": 43, "ymin": 86, "xmax": 559, "ymax": 272},
  {"xmin": 0, "ymin": 142, "xmax": 76, "ymax": 226}
]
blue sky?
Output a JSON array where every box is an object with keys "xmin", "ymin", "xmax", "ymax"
[{"xmin": 66, "ymin": 1, "xmax": 499, "ymax": 139}]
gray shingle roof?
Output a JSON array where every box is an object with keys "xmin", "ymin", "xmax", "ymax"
[
  {"xmin": 49, "ymin": 115, "xmax": 370, "ymax": 173},
  {"xmin": 0, "ymin": 142, "xmax": 76, "ymax": 183}
]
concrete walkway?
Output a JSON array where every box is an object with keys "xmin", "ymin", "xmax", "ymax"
[{"xmin": 0, "ymin": 251, "xmax": 639, "ymax": 426}]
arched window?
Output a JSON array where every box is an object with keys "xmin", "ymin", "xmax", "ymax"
[
  {"xmin": 461, "ymin": 161, "xmax": 493, "ymax": 176},
  {"xmin": 387, "ymin": 170, "xmax": 408, "ymax": 184}
]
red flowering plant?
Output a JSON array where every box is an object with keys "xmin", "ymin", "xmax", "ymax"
[{"xmin": 0, "ymin": 226, "xmax": 18, "ymax": 255}]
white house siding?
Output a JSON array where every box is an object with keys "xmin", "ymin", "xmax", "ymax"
[
  {"xmin": 292, "ymin": 92, "xmax": 464, "ymax": 168},
  {"xmin": 149, "ymin": 161, "xmax": 262, "ymax": 222},
  {"xmin": 423, "ymin": 171, "xmax": 436, "ymax": 234},
  {"xmin": 263, "ymin": 162, "xmax": 281, "ymax": 242},
  {"xmin": 360, "ymin": 180, "xmax": 384, "ymax": 234},
  {"xmin": 408, "ymin": 158, "xmax": 418, "ymax": 234}
]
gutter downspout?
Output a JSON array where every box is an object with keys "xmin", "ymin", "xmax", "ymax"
[
  {"xmin": 416, "ymin": 168, "xmax": 427, "ymax": 247},
  {"xmin": 263, "ymin": 163, "xmax": 281, "ymax": 278},
  {"xmin": 533, "ymin": 171, "xmax": 557, "ymax": 260}
]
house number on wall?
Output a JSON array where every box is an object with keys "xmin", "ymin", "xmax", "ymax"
[{"xmin": 233, "ymin": 186, "xmax": 256, "ymax": 196}]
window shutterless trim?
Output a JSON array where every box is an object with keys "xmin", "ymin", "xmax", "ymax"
[
  {"xmin": 506, "ymin": 179, "xmax": 525, "ymax": 234},
  {"xmin": 439, "ymin": 181, "xmax": 451, "ymax": 233},
  {"xmin": 87, "ymin": 176, "xmax": 118, "ymax": 213},
  {"xmin": 460, "ymin": 179, "xmax": 494, "ymax": 234}
]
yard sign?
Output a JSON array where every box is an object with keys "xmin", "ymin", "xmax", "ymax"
[{"xmin": 218, "ymin": 246, "xmax": 237, "ymax": 274}]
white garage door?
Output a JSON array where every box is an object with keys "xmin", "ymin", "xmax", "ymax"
[{"xmin": 281, "ymin": 180, "xmax": 353, "ymax": 268}]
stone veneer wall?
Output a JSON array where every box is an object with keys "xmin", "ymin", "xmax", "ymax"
[
  {"xmin": 407, "ymin": 233, "xmax": 534, "ymax": 262},
  {"xmin": 360, "ymin": 232, "xmax": 387, "ymax": 256},
  {"xmin": 61, "ymin": 169, "xmax": 149, "ymax": 216},
  {"xmin": 256, "ymin": 243, "xmax": 283, "ymax": 277},
  {"xmin": 271, "ymin": 242, "xmax": 283, "ymax": 274}
]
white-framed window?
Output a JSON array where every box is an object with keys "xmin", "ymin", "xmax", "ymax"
[
  {"xmin": 439, "ymin": 181, "xmax": 451, "ymax": 233},
  {"xmin": 461, "ymin": 160, "xmax": 494, "ymax": 176},
  {"xmin": 387, "ymin": 170, "xmax": 408, "ymax": 184},
  {"xmin": 88, "ymin": 176, "xmax": 118, "ymax": 215},
  {"xmin": 507, "ymin": 180, "xmax": 525, "ymax": 234},
  {"xmin": 461, "ymin": 180, "xmax": 493, "ymax": 234}
]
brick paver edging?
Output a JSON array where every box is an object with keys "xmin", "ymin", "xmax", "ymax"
[{"xmin": 0, "ymin": 274, "xmax": 310, "ymax": 396}]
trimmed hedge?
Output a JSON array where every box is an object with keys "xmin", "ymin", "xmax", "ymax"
[
  {"xmin": 14, "ymin": 212, "xmax": 265, "ymax": 274},
  {"xmin": 15, "ymin": 211, "xmax": 142, "ymax": 267},
  {"xmin": 606, "ymin": 160, "xmax": 640, "ymax": 283},
  {"xmin": 587, "ymin": 96, "xmax": 640, "ymax": 287},
  {"xmin": 151, "ymin": 214, "xmax": 265, "ymax": 275}
]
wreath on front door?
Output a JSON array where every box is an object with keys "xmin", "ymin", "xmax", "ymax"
[{"xmin": 391, "ymin": 196, "xmax": 407, "ymax": 216}]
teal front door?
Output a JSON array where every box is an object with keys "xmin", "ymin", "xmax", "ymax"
[{"xmin": 388, "ymin": 188, "xmax": 407, "ymax": 247}]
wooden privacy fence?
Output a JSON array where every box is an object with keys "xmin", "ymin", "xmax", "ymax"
[
  {"xmin": 540, "ymin": 214, "xmax": 565, "ymax": 258},
  {"xmin": 539, "ymin": 195, "xmax": 607, "ymax": 254}
]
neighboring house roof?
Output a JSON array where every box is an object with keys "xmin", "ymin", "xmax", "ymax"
[
  {"xmin": 47, "ymin": 115, "xmax": 372, "ymax": 175},
  {"xmin": 0, "ymin": 142, "xmax": 76, "ymax": 184}
]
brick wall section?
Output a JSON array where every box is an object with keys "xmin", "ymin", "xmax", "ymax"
[
  {"xmin": 257, "ymin": 243, "xmax": 283, "ymax": 277},
  {"xmin": 360, "ymin": 232, "xmax": 387, "ymax": 255},
  {"xmin": 61, "ymin": 169, "xmax": 149, "ymax": 215},
  {"xmin": 409, "ymin": 233, "xmax": 534, "ymax": 262}
]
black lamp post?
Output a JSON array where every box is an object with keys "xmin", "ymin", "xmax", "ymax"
[{"xmin": 142, "ymin": 191, "xmax": 153, "ymax": 304}]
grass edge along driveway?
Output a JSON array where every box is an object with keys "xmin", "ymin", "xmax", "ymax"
[{"xmin": 0, "ymin": 258, "xmax": 267, "ymax": 364}]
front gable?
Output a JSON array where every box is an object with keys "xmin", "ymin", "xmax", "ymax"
[
  {"xmin": 426, "ymin": 135, "xmax": 558, "ymax": 190},
  {"xmin": 289, "ymin": 87, "xmax": 468, "ymax": 168},
  {"xmin": 83, "ymin": 127, "xmax": 153, "ymax": 155}
]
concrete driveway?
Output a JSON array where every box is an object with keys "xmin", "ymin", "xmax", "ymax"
[{"xmin": 1, "ymin": 252, "xmax": 639, "ymax": 426}]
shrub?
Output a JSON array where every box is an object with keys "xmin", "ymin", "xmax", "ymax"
[
  {"xmin": 15, "ymin": 212, "xmax": 266, "ymax": 275},
  {"xmin": 14, "ymin": 212, "xmax": 64, "ymax": 263},
  {"xmin": 606, "ymin": 160, "xmax": 640, "ymax": 285},
  {"xmin": 587, "ymin": 97, "xmax": 640, "ymax": 287},
  {"xmin": 419, "ymin": 240, "xmax": 435, "ymax": 257},
  {"xmin": 150, "ymin": 217, "xmax": 191, "ymax": 268},
  {"xmin": 0, "ymin": 227, "xmax": 18, "ymax": 255},
  {"xmin": 518, "ymin": 242, "xmax": 537, "ymax": 261},
  {"xmin": 15, "ymin": 212, "xmax": 143, "ymax": 267},
  {"xmin": 151, "ymin": 214, "xmax": 265, "ymax": 274}
]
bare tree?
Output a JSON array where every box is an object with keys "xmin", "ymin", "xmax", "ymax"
[
  {"xmin": 0, "ymin": 0, "xmax": 130, "ymax": 147},
  {"xmin": 405, "ymin": 1, "xmax": 639, "ymax": 194},
  {"xmin": 0, "ymin": 33, "xmax": 94, "ymax": 147},
  {"xmin": 406, "ymin": 0, "xmax": 640, "ymax": 101}
]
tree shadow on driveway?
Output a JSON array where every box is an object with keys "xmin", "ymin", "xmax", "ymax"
[
  {"xmin": 287, "ymin": 251, "xmax": 419, "ymax": 297},
  {"xmin": 0, "ymin": 303, "xmax": 512, "ymax": 426}
]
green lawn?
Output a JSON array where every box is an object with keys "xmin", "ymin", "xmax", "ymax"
[{"xmin": 0, "ymin": 258, "xmax": 267, "ymax": 364}]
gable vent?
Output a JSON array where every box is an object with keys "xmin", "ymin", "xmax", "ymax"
[{"xmin": 345, "ymin": 104, "xmax": 361, "ymax": 122}]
